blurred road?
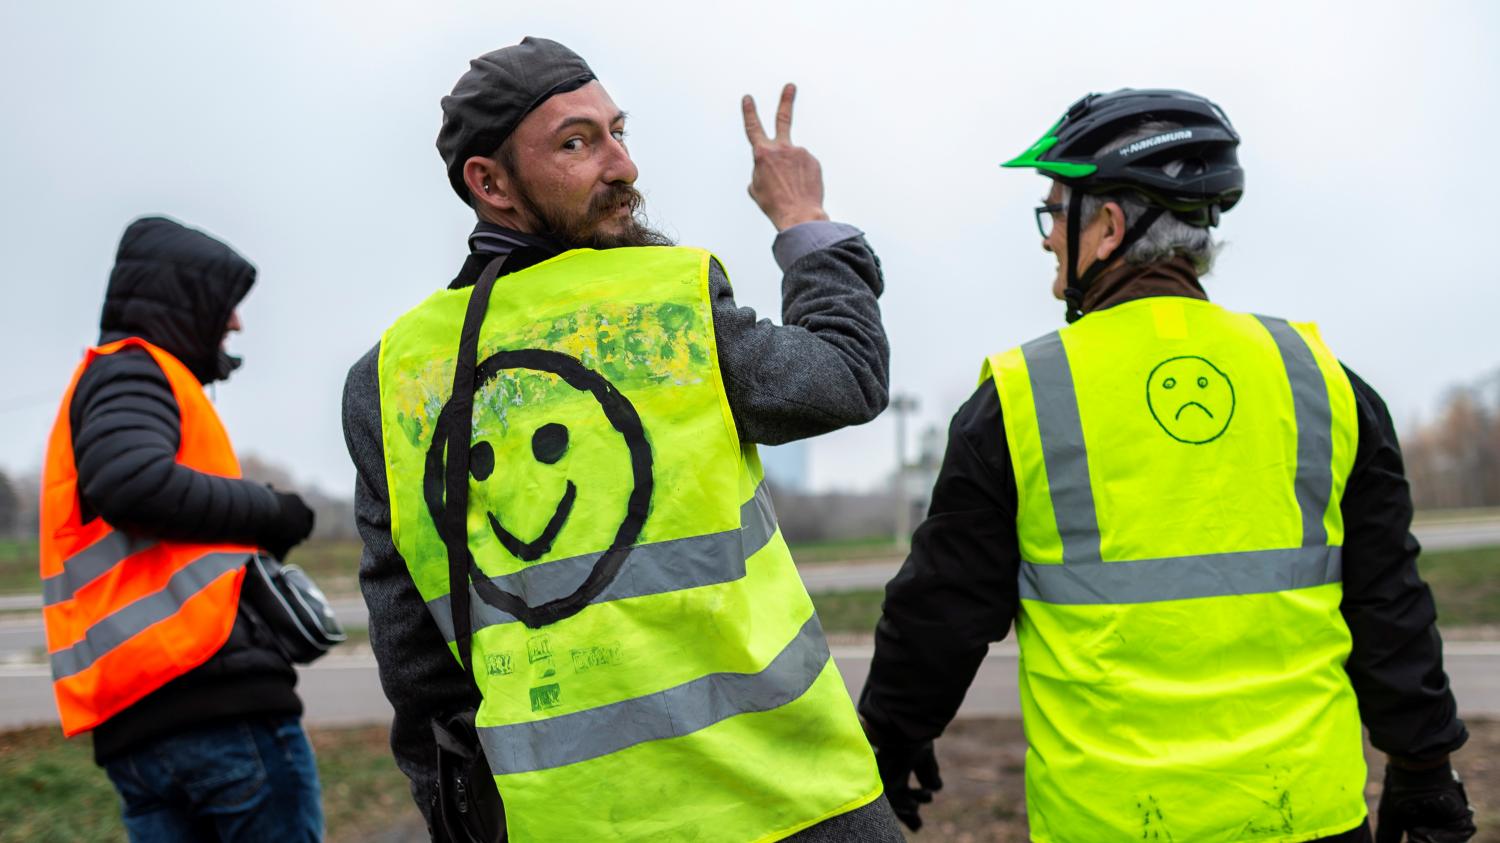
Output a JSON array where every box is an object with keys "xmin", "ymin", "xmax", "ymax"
[
  {"xmin": 1418, "ymin": 518, "xmax": 1500, "ymax": 551},
  {"xmin": 5, "ymin": 640, "xmax": 1500, "ymax": 732}
]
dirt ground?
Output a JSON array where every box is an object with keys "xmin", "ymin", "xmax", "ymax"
[{"xmin": 904, "ymin": 718, "xmax": 1499, "ymax": 842}]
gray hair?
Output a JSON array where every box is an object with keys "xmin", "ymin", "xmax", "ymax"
[{"xmin": 1063, "ymin": 120, "xmax": 1220, "ymax": 274}]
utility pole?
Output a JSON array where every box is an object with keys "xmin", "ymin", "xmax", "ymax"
[{"xmin": 890, "ymin": 393, "xmax": 919, "ymax": 547}]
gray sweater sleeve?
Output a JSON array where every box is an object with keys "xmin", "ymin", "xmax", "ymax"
[
  {"xmin": 710, "ymin": 232, "xmax": 890, "ymax": 445},
  {"xmin": 343, "ymin": 345, "xmax": 477, "ymax": 831}
]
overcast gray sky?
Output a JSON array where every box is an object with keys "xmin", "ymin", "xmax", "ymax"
[{"xmin": 2, "ymin": 1, "xmax": 1496, "ymax": 495}]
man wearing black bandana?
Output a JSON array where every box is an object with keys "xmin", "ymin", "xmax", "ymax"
[{"xmin": 343, "ymin": 37, "xmax": 900, "ymax": 840}]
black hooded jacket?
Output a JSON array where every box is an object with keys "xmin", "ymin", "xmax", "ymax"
[{"xmin": 73, "ymin": 217, "xmax": 301, "ymax": 764}]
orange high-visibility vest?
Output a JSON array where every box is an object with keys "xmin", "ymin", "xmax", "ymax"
[{"xmin": 41, "ymin": 337, "xmax": 256, "ymax": 736}]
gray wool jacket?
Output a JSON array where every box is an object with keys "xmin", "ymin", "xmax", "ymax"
[{"xmin": 341, "ymin": 221, "xmax": 900, "ymax": 839}]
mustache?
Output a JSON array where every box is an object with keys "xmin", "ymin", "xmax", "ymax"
[{"xmin": 586, "ymin": 183, "xmax": 644, "ymax": 222}]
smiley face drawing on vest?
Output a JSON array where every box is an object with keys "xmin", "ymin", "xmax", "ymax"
[
  {"xmin": 422, "ymin": 346, "xmax": 655, "ymax": 629},
  {"xmin": 1146, "ymin": 355, "xmax": 1236, "ymax": 444}
]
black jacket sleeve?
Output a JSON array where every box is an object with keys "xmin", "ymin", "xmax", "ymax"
[
  {"xmin": 343, "ymin": 344, "xmax": 480, "ymax": 830},
  {"xmin": 70, "ymin": 348, "xmax": 283, "ymax": 544},
  {"xmin": 859, "ymin": 381, "xmax": 1020, "ymax": 744},
  {"xmin": 710, "ymin": 237, "xmax": 889, "ymax": 445},
  {"xmin": 1338, "ymin": 366, "xmax": 1467, "ymax": 761}
]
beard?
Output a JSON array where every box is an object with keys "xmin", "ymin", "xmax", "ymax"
[{"xmin": 512, "ymin": 177, "xmax": 674, "ymax": 250}]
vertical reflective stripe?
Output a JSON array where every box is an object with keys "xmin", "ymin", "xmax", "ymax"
[
  {"xmin": 427, "ymin": 483, "xmax": 778, "ymax": 641},
  {"xmin": 477, "ymin": 613, "xmax": 830, "ymax": 774},
  {"xmin": 42, "ymin": 532, "xmax": 158, "ymax": 606},
  {"xmin": 1256, "ymin": 316, "xmax": 1333, "ymax": 546},
  {"xmin": 48, "ymin": 551, "xmax": 249, "ymax": 680},
  {"xmin": 1022, "ymin": 332, "xmax": 1102, "ymax": 563}
]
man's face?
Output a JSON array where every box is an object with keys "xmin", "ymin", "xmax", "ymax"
[
  {"xmin": 1041, "ymin": 180, "xmax": 1071, "ymax": 300},
  {"xmin": 500, "ymin": 81, "xmax": 669, "ymax": 249},
  {"xmin": 221, "ymin": 309, "xmax": 241, "ymax": 349},
  {"xmin": 1040, "ymin": 180, "xmax": 1115, "ymax": 300}
]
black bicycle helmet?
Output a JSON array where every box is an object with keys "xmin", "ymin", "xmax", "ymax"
[{"xmin": 1003, "ymin": 88, "xmax": 1244, "ymax": 322}]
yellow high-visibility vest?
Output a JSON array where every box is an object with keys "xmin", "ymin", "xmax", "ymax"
[
  {"xmin": 378, "ymin": 246, "xmax": 881, "ymax": 841},
  {"xmin": 983, "ymin": 296, "xmax": 1366, "ymax": 842}
]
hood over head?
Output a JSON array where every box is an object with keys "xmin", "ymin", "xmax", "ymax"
[{"xmin": 99, "ymin": 216, "xmax": 256, "ymax": 384}]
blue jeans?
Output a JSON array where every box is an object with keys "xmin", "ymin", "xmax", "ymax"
[{"xmin": 103, "ymin": 716, "xmax": 323, "ymax": 842}]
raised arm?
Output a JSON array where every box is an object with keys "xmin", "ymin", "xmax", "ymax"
[{"xmin": 718, "ymin": 84, "xmax": 889, "ymax": 444}]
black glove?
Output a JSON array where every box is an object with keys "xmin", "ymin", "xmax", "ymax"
[
  {"xmin": 1375, "ymin": 760, "xmax": 1477, "ymax": 843},
  {"xmin": 873, "ymin": 738, "xmax": 943, "ymax": 831},
  {"xmin": 261, "ymin": 490, "xmax": 315, "ymax": 561}
]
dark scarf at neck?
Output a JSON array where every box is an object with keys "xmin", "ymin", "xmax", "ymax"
[{"xmin": 1081, "ymin": 255, "xmax": 1206, "ymax": 315}]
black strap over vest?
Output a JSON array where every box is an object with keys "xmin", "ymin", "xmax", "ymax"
[
  {"xmin": 1063, "ymin": 191, "xmax": 1165, "ymax": 324},
  {"xmin": 442, "ymin": 256, "xmax": 506, "ymax": 676}
]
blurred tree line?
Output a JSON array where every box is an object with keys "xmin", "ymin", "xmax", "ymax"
[
  {"xmin": 3, "ymin": 375, "xmax": 1494, "ymax": 543},
  {"xmin": 1404, "ymin": 369, "xmax": 1500, "ymax": 510}
]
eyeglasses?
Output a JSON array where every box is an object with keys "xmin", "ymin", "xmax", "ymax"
[{"xmin": 1034, "ymin": 203, "xmax": 1065, "ymax": 238}]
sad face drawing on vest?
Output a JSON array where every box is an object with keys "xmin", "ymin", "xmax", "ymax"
[{"xmin": 1146, "ymin": 354, "xmax": 1236, "ymax": 444}]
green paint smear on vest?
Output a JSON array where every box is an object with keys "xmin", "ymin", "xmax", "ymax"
[{"xmin": 390, "ymin": 300, "xmax": 709, "ymax": 449}]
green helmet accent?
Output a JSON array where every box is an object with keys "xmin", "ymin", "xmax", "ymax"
[{"xmin": 1001, "ymin": 118, "xmax": 1099, "ymax": 178}]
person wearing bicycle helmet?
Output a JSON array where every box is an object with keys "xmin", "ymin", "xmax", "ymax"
[{"xmin": 858, "ymin": 89, "xmax": 1476, "ymax": 841}]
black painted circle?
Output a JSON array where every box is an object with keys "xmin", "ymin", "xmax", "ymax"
[
  {"xmin": 470, "ymin": 441, "xmax": 495, "ymax": 481},
  {"xmin": 423, "ymin": 349, "xmax": 653, "ymax": 628},
  {"xmin": 532, "ymin": 423, "xmax": 569, "ymax": 465}
]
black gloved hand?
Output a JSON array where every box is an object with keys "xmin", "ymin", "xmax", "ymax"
[
  {"xmin": 262, "ymin": 490, "xmax": 315, "ymax": 561},
  {"xmin": 1375, "ymin": 760, "xmax": 1477, "ymax": 843},
  {"xmin": 873, "ymin": 738, "xmax": 943, "ymax": 831}
]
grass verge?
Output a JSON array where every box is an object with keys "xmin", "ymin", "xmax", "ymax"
[
  {"xmin": 786, "ymin": 536, "xmax": 904, "ymax": 564},
  {"xmin": 811, "ymin": 589, "xmax": 885, "ymax": 635},
  {"xmin": 1422, "ymin": 545, "xmax": 1500, "ymax": 627},
  {"xmin": 0, "ymin": 725, "xmax": 415, "ymax": 843},
  {"xmin": 3, "ymin": 540, "xmax": 1496, "ymax": 631}
]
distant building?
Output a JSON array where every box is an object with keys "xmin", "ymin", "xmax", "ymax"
[
  {"xmin": 896, "ymin": 424, "xmax": 946, "ymax": 528},
  {"xmin": 759, "ymin": 441, "xmax": 810, "ymax": 492}
]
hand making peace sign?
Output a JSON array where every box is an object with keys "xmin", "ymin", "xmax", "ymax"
[{"xmin": 742, "ymin": 84, "xmax": 830, "ymax": 231}]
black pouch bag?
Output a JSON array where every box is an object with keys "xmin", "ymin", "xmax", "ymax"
[
  {"xmin": 242, "ymin": 552, "xmax": 346, "ymax": 664},
  {"xmin": 434, "ymin": 710, "xmax": 506, "ymax": 843},
  {"xmin": 430, "ymin": 255, "xmax": 510, "ymax": 843}
]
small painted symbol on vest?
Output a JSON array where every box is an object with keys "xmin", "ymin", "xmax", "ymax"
[
  {"xmin": 529, "ymin": 683, "xmax": 562, "ymax": 712},
  {"xmin": 484, "ymin": 652, "xmax": 514, "ymax": 676},
  {"xmin": 527, "ymin": 634, "xmax": 557, "ymax": 678},
  {"xmin": 1146, "ymin": 356, "xmax": 1235, "ymax": 444},
  {"xmin": 570, "ymin": 642, "xmax": 624, "ymax": 673}
]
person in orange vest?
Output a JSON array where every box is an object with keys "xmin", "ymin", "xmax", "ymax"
[{"xmin": 40, "ymin": 216, "xmax": 322, "ymax": 841}]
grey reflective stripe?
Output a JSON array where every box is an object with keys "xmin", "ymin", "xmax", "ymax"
[
  {"xmin": 1256, "ymin": 316, "xmax": 1334, "ymax": 545},
  {"xmin": 1020, "ymin": 545, "xmax": 1341, "ymax": 605},
  {"xmin": 428, "ymin": 483, "xmax": 779, "ymax": 641},
  {"xmin": 478, "ymin": 613, "xmax": 829, "ymax": 775},
  {"xmin": 1021, "ymin": 332, "xmax": 1101, "ymax": 563},
  {"xmin": 42, "ymin": 532, "xmax": 158, "ymax": 606},
  {"xmin": 49, "ymin": 551, "xmax": 249, "ymax": 680}
]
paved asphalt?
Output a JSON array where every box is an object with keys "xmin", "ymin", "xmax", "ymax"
[{"xmin": 6, "ymin": 640, "xmax": 1500, "ymax": 732}]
